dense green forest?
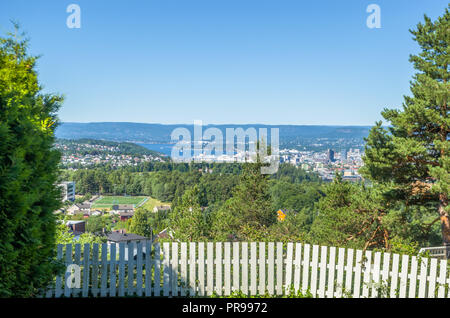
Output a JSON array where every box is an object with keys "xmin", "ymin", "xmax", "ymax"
[
  {"xmin": 60, "ymin": 160, "xmax": 442, "ymax": 252},
  {"xmin": 60, "ymin": 162, "xmax": 322, "ymax": 209}
]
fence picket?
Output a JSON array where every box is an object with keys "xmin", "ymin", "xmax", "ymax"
[
  {"xmin": 233, "ymin": 242, "xmax": 240, "ymax": 293},
  {"xmin": 180, "ymin": 242, "xmax": 187, "ymax": 297},
  {"xmin": 92, "ymin": 243, "xmax": 99, "ymax": 297},
  {"xmin": 73, "ymin": 244, "xmax": 81, "ymax": 297},
  {"xmin": 136, "ymin": 242, "xmax": 143, "ymax": 297},
  {"xmin": 398, "ymin": 255, "xmax": 409, "ymax": 298},
  {"xmin": 207, "ymin": 242, "xmax": 214, "ymax": 296},
  {"xmin": 381, "ymin": 253, "xmax": 390, "ymax": 295},
  {"xmin": 163, "ymin": 242, "xmax": 170, "ymax": 296},
  {"xmin": 64, "ymin": 244, "xmax": 72, "ymax": 298},
  {"xmin": 293, "ymin": 243, "xmax": 302, "ymax": 293},
  {"xmin": 215, "ymin": 242, "xmax": 223, "ymax": 296},
  {"xmin": 82, "ymin": 244, "xmax": 90, "ymax": 297},
  {"xmin": 250, "ymin": 242, "xmax": 257, "ymax": 296},
  {"xmin": 427, "ymin": 258, "xmax": 437, "ymax": 298},
  {"xmin": 267, "ymin": 242, "xmax": 275, "ymax": 295},
  {"xmin": 275, "ymin": 242, "xmax": 283, "ymax": 296},
  {"xmin": 224, "ymin": 242, "xmax": 231, "ymax": 295},
  {"xmin": 110, "ymin": 243, "xmax": 117, "ymax": 297},
  {"xmin": 302, "ymin": 244, "xmax": 310, "ymax": 295},
  {"xmin": 310, "ymin": 245, "xmax": 319, "ymax": 297},
  {"xmin": 258, "ymin": 242, "xmax": 266, "ymax": 295},
  {"xmin": 242, "ymin": 242, "xmax": 248, "ymax": 295},
  {"xmin": 154, "ymin": 243, "xmax": 161, "ymax": 296},
  {"xmin": 344, "ymin": 249, "xmax": 354, "ymax": 297},
  {"xmin": 327, "ymin": 247, "xmax": 337, "ymax": 298},
  {"xmin": 318, "ymin": 246, "xmax": 327, "ymax": 298},
  {"xmin": 118, "ymin": 243, "xmax": 125, "ymax": 297},
  {"xmin": 285, "ymin": 243, "xmax": 293, "ymax": 294},
  {"xmin": 336, "ymin": 248, "xmax": 346, "ymax": 298},
  {"xmin": 127, "ymin": 242, "xmax": 135, "ymax": 296},
  {"xmin": 352, "ymin": 249, "xmax": 362, "ymax": 298},
  {"xmin": 144, "ymin": 241, "xmax": 152, "ymax": 296},
  {"xmin": 100, "ymin": 243, "xmax": 108, "ymax": 297},
  {"xmin": 198, "ymin": 242, "xmax": 205, "ymax": 296},
  {"xmin": 390, "ymin": 254, "xmax": 399, "ymax": 298},
  {"xmin": 371, "ymin": 252, "xmax": 381, "ymax": 298},
  {"xmin": 408, "ymin": 256, "xmax": 418, "ymax": 298},
  {"xmin": 188, "ymin": 242, "xmax": 196, "ymax": 296},
  {"xmin": 362, "ymin": 250, "xmax": 372, "ymax": 298},
  {"xmin": 437, "ymin": 259, "xmax": 447, "ymax": 298},
  {"xmin": 418, "ymin": 257, "xmax": 428, "ymax": 298},
  {"xmin": 172, "ymin": 242, "xmax": 179, "ymax": 296}
]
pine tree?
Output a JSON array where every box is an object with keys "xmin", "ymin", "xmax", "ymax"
[
  {"xmin": 309, "ymin": 175, "xmax": 389, "ymax": 250},
  {"xmin": 170, "ymin": 186, "xmax": 210, "ymax": 241},
  {"xmin": 0, "ymin": 24, "xmax": 63, "ymax": 296},
  {"xmin": 361, "ymin": 7, "xmax": 449, "ymax": 251},
  {"xmin": 211, "ymin": 161, "xmax": 274, "ymax": 241}
]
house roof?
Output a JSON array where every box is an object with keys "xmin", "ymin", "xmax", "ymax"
[
  {"xmin": 112, "ymin": 204, "xmax": 134, "ymax": 210},
  {"xmin": 76, "ymin": 203, "xmax": 91, "ymax": 209},
  {"xmin": 106, "ymin": 232, "xmax": 149, "ymax": 243},
  {"xmin": 66, "ymin": 220, "xmax": 86, "ymax": 225},
  {"xmin": 119, "ymin": 211, "xmax": 134, "ymax": 217}
]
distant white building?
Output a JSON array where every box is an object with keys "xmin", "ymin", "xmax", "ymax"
[
  {"xmin": 59, "ymin": 181, "xmax": 75, "ymax": 202},
  {"xmin": 153, "ymin": 205, "xmax": 171, "ymax": 213}
]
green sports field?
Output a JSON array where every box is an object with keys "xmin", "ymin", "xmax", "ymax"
[{"xmin": 91, "ymin": 196, "xmax": 148, "ymax": 210}]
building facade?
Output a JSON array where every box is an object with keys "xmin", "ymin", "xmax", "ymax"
[{"xmin": 59, "ymin": 181, "xmax": 76, "ymax": 202}]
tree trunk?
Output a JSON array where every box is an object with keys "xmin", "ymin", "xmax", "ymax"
[{"xmin": 439, "ymin": 193, "xmax": 450, "ymax": 259}]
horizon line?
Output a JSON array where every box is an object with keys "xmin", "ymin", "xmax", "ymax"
[{"xmin": 59, "ymin": 121, "xmax": 377, "ymax": 127}]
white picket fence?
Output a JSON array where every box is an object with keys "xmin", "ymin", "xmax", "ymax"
[{"xmin": 43, "ymin": 242, "xmax": 450, "ymax": 298}]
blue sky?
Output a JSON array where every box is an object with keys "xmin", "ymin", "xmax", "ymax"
[{"xmin": 0, "ymin": 0, "xmax": 448, "ymax": 125}]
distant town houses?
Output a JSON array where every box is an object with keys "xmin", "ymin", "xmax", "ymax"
[
  {"xmin": 60, "ymin": 153, "xmax": 164, "ymax": 168},
  {"xmin": 55, "ymin": 140, "xmax": 165, "ymax": 168},
  {"xmin": 67, "ymin": 202, "xmax": 91, "ymax": 215}
]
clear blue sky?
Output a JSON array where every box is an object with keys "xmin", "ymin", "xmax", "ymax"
[{"xmin": 0, "ymin": 0, "xmax": 448, "ymax": 125}]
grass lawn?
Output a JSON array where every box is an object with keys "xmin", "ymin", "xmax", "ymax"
[
  {"xmin": 91, "ymin": 196, "xmax": 148, "ymax": 210},
  {"xmin": 140, "ymin": 197, "xmax": 171, "ymax": 211}
]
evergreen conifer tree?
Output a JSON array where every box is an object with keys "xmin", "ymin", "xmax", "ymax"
[
  {"xmin": 361, "ymin": 7, "xmax": 449, "ymax": 252},
  {"xmin": 0, "ymin": 25, "xmax": 63, "ymax": 297}
]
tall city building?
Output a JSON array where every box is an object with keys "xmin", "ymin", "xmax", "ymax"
[
  {"xmin": 341, "ymin": 148, "xmax": 348, "ymax": 163},
  {"xmin": 59, "ymin": 181, "xmax": 76, "ymax": 202},
  {"xmin": 327, "ymin": 149, "xmax": 335, "ymax": 163}
]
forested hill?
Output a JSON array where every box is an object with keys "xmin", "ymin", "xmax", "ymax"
[{"xmin": 56, "ymin": 122, "xmax": 372, "ymax": 145}]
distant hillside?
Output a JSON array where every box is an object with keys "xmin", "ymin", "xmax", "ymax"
[
  {"xmin": 56, "ymin": 122, "xmax": 372, "ymax": 145},
  {"xmin": 55, "ymin": 138, "xmax": 167, "ymax": 159}
]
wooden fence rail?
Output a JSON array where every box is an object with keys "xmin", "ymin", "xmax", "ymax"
[{"xmin": 43, "ymin": 242, "xmax": 450, "ymax": 298}]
